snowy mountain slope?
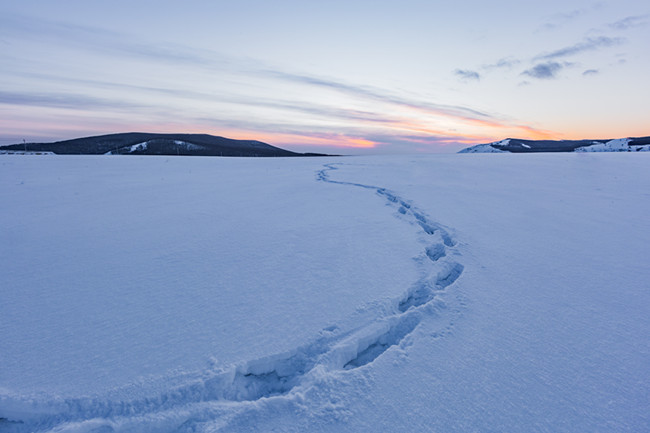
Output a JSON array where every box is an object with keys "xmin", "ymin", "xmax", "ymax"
[
  {"xmin": 459, "ymin": 135, "xmax": 650, "ymax": 153},
  {"xmin": 1, "ymin": 153, "xmax": 649, "ymax": 432},
  {"xmin": 103, "ymin": 140, "xmax": 208, "ymax": 155},
  {"xmin": 575, "ymin": 137, "xmax": 650, "ymax": 152},
  {"xmin": 457, "ymin": 139, "xmax": 509, "ymax": 153}
]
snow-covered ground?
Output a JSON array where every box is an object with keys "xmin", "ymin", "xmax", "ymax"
[{"xmin": 1, "ymin": 153, "xmax": 649, "ymax": 432}]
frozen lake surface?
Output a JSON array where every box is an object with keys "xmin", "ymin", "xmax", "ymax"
[{"xmin": 1, "ymin": 153, "xmax": 648, "ymax": 432}]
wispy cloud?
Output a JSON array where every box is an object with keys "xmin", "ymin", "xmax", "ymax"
[
  {"xmin": 0, "ymin": 90, "xmax": 145, "ymax": 110},
  {"xmin": 250, "ymin": 70, "xmax": 556, "ymax": 142},
  {"xmin": 521, "ymin": 62, "xmax": 565, "ymax": 79},
  {"xmin": 2, "ymin": 13, "xmax": 497, "ymax": 125},
  {"xmin": 0, "ymin": 76, "xmax": 403, "ymax": 129},
  {"xmin": 255, "ymin": 69, "xmax": 493, "ymax": 121},
  {"xmin": 482, "ymin": 57, "xmax": 520, "ymax": 70},
  {"xmin": 609, "ymin": 15, "xmax": 649, "ymax": 30},
  {"xmin": 535, "ymin": 36, "xmax": 625, "ymax": 60},
  {"xmin": 454, "ymin": 69, "xmax": 480, "ymax": 81},
  {"xmin": 582, "ymin": 69, "xmax": 599, "ymax": 76},
  {"xmin": 0, "ymin": 14, "xmax": 219, "ymax": 68},
  {"xmin": 541, "ymin": 9, "xmax": 585, "ymax": 31},
  {"xmin": 0, "ymin": 13, "xmax": 557, "ymax": 151},
  {"xmin": 539, "ymin": 3, "xmax": 604, "ymax": 31},
  {"xmin": 469, "ymin": 31, "xmax": 624, "ymax": 84}
]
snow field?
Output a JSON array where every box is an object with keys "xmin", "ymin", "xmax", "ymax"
[
  {"xmin": 1, "ymin": 155, "xmax": 463, "ymax": 432},
  {"xmin": 325, "ymin": 153, "xmax": 650, "ymax": 432},
  {"xmin": 2, "ymin": 152, "xmax": 649, "ymax": 432}
]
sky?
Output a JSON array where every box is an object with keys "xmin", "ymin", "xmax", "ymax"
[{"xmin": 1, "ymin": 0, "xmax": 648, "ymax": 154}]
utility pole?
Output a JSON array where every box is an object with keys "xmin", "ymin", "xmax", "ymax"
[{"xmin": 23, "ymin": 139, "xmax": 26, "ymax": 152}]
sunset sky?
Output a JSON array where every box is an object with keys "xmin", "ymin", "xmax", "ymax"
[{"xmin": 1, "ymin": 0, "xmax": 648, "ymax": 153}]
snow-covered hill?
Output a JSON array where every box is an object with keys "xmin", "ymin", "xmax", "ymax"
[
  {"xmin": 1, "ymin": 154, "xmax": 649, "ymax": 432},
  {"xmin": 0, "ymin": 133, "xmax": 318, "ymax": 157},
  {"xmin": 459, "ymin": 136, "xmax": 650, "ymax": 153}
]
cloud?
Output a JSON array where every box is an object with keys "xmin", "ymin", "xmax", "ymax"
[
  {"xmin": 3, "ymin": 14, "xmax": 499, "ymax": 125},
  {"xmin": 521, "ymin": 62, "xmax": 564, "ymax": 79},
  {"xmin": 350, "ymin": 132, "xmax": 494, "ymax": 154},
  {"xmin": 609, "ymin": 15, "xmax": 649, "ymax": 30},
  {"xmin": 539, "ymin": 3, "xmax": 604, "ymax": 31},
  {"xmin": 256, "ymin": 69, "xmax": 493, "ymax": 121},
  {"xmin": 582, "ymin": 69, "xmax": 599, "ymax": 76},
  {"xmin": 1, "ymin": 13, "xmax": 558, "ymax": 152},
  {"xmin": 535, "ymin": 36, "xmax": 625, "ymax": 60},
  {"xmin": 454, "ymin": 69, "xmax": 480, "ymax": 81},
  {"xmin": 0, "ymin": 14, "xmax": 217, "ymax": 67},
  {"xmin": 0, "ymin": 90, "xmax": 144, "ymax": 110},
  {"xmin": 0, "ymin": 73, "xmax": 404, "ymax": 128},
  {"xmin": 483, "ymin": 57, "xmax": 520, "ymax": 70},
  {"xmin": 190, "ymin": 117, "xmax": 464, "ymax": 152},
  {"xmin": 541, "ymin": 9, "xmax": 585, "ymax": 31}
]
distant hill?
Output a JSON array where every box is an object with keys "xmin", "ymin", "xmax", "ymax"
[
  {"xmin": 0, "ymin": 133, "xmax": 331, "ymax": 157},
  {"xmin": 459, "ymin": 136, "xmax": 650, "ymax": 153}
]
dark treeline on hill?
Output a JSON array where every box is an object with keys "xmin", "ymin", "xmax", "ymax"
[
  {"xmin": 490, "ymin": 137, "xmax": 650, "ymax": 152},
  {"xmin": 0, "ymin": 133, "xmax": 335, "ymax": 157}
]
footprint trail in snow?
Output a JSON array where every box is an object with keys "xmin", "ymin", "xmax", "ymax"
[{"xmin": 2, "ymin": 163, "xmax": 465, "ymax": 433}]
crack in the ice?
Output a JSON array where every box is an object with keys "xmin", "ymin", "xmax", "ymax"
[{"xmin": 2, "ymin": 162, "xmax": 465, "ymax": 433}]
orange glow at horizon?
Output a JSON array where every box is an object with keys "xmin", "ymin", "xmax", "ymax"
[
  {"xmin": 389, "ymin": 110, "xmax": 558, "ymax": 143},
  {"xmin": 0, "ymin": 117, "xmax": 570, "ymax": 151},
  {"xmin": 0, "ymin": 85, "xmax": 611, "ymax": 151},
  {"xmin": 3, "ymin": 108, "xmax": 621, "ymax": 152},
  {"xmin": 347, "ymin": 138, "xmax": 376, "ymax": 148},
  {"xmin": 170, "ymin": 126, "xmax": 378, "ymax": 149}
]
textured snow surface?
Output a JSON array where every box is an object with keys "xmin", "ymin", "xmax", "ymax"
[{"xmin": 1, "ymin": 153, "xmax": 649, "ymax": 432}]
